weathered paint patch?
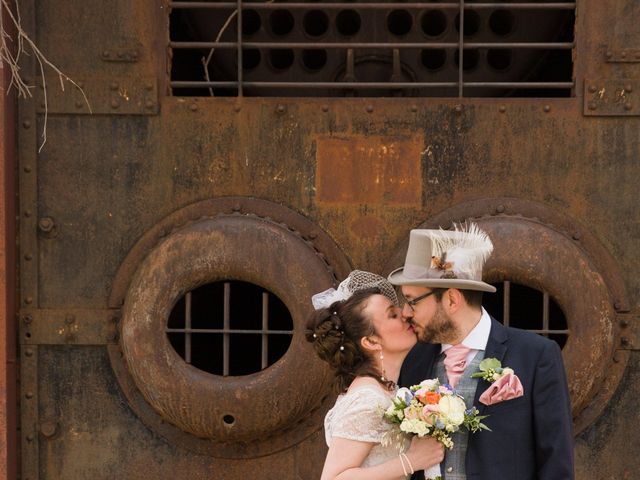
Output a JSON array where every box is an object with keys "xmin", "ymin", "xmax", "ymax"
[{"xmin": 315, "ymin": 135, "xmax": 423, "ymax": 205}]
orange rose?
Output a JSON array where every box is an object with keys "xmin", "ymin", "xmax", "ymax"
[{"xmin": 424, "ymin": 392, "xmax": 441, "ymax": 405}]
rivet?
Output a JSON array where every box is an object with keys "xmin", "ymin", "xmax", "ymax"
[
  {"xmin": 624, "ymin": 84, "xmax": 632, "ymax": 93},
  {"xmin": 232, "ymin": 204, "xmax": 241, "ymax": 212},
  {"xmin": 40, "ymin": 422, "xmax": 57, "ymax": 438},
  {"xmin": 495, "ymin": 205, "xmax": 505, "ymax": 214},
  {"xmin": 23, "ymin": 314, "xmax": 33, "ymax": 324},
  {"xmin": 624, "ymin": 102, "xmax": 633, "ymax": 111},
  {"xmin": 588, "ymin": 85, "xmax": 597, "ymax": 93},
  {"xmin": 117, "ymin": 51, "xmax": 124, "ymax": 58},
  {"xmin": 621, "ymin": 336, "xmax": 629, "ymax": 346},
  {"xmin": 102, "ymin": 50, "xmax": 111, "ymax": 58},
  {"xmin": 22, "ymin": 120, "xmax": 31, "ymax": 129},
  {"xmin": 131, "ymin": 51, "xmax": 139, "ymax": 60},
  {"xmin": 110, "ymin": 99, "xmax": 120, "ymax": 109},
  {"xmin": 276, "ymin": 104, "xmax": 286, "ymax": 114},
  {"xmin": 25, "ymin": 348, "xmax": 33, "ymax": 357},
  {"xmin": 25, "ymin": 297, "xmax": 33, "ymax": 305},
  {"xmin": 605, "ymin": 51, "xmax": 612, "ymax": 59},
  {"xmin": 75, "ymin": 100, "xmax": 84, "ymax": 109},
  {"xmin": 38, "ymin": 217, "xmax": 54, "ymax": 232},
  {"xmin": 65, "ymin": 315, "xmax": 75, "ymax": 325},
  {"xmin": 614, "ymin": 302, "xmax": 623, "ymax": 311},
  {"xmin": 24, "ymin": 253, "xmax": 33, "ymax": 261},
  {"xmin": 234, "ymin": 105, "xmax": 241, "ymax": 113},
  {"xmin": 309, "ymin": 231, "xmax": 318, "ymax": 239},
  {"xmin": 321, "ymin": 104, "xmax": 329, "ymax": 112},
  {"xmin": 613, "ymin": 353, "xmax": 620, "ymax": 363},
  {"xmin": 588, "ymin": 101, "xmax": 597, "ymax": 110},
  {"xmin": 26, "ymin": 434, "xmax": 34, "ymax": 442},
  {"xmin": 189, "ymin": 103, "xmax": 198, "ymax": 112},
  {"xmin": 109, "ymin": 82, "xmax": 119, "ymax": 91},
  {"xmin": 24, "ymin": 210, "xmax": 32, "ymax": 217},
  {"xmin": 619, "ymin": 318, "xmax": 628, "ymax": 327},
  {"xmin": 543, "ymin": 105, "xmax": 551, "ymax": 113},
  {"xmin": 366, "ymin": 105, "xmax": 374, "ymax": 113},
  {"xmin": 621, "ymin": 51, "xmax": 627, "ymax": 58},
  {"xmin": 25, "ymin": 392, "xmax": 33, "ymax": 399},
  {"xmin": 572, "ymin": 232, "xmax": 581, "ymax": 240},
  {"xmin": 24, "ymin": 166, "xmax": 32, "ymax": 173},
  {"xmin": 498, "ymin": 105, "xmax": 506, "ymax": 113},
  {"xmin": 454, "ymin": 104, "xmax": 463, "ymax": 113},
  {"xmin": 410, "ymin": 105, "xmax": 418, "ymax": 113}
]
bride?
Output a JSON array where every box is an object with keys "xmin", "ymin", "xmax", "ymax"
[{"xmin": 306, "ymin": 271, "xmax": 444, "ymax": 480}]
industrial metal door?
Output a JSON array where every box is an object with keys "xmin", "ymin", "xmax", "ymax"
[{"xmin": 15, "ymin": 0, "xmax": 639, "ymax": 478}]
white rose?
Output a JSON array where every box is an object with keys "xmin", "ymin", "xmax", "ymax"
[
  {"xmin": 502, "ymin": 367, "xmax": 515, "ymax": 376},
  {"xmin": 492, "ymin": 372, "xmax": 501, "ymax": 381},
  {"xmin": 438, "ymin": 395, "xmax": 466, "ymax": 426},
  {"xmin": 419, "ymin": 379, "xmax": 439, "ymax": 390}
]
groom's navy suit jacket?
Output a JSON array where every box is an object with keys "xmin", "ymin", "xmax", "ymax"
[{"xmin": 399, "ymin": 318, "xmax": 574, "ymax": 480}]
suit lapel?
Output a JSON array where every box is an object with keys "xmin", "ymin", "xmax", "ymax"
[
  {"xmin": 399, "ymin": 343, "xmax": 441, "ymax": 387},
  {"xmin": 473, "ymin": 318, "xmax": 509, "ymax": 415}
]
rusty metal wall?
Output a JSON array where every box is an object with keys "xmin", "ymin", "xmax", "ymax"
[{"xmin": 14, "ymin": 0, "xmax": 640, "ymax": 479}]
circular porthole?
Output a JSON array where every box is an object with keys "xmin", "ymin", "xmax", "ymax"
[{"xmin": 109, "ymin": 197, "xmax": 351, "ymax": 457}]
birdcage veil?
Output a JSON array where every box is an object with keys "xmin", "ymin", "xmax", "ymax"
[{"xmin": 311, "ymin": 270, "xmax": 399, "ymax": 310}]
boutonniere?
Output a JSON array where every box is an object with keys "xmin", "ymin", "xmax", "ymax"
[
  {"xmin": 472, "ymin": 358, "xmax": 524, "ymax": 406},
  {"xmin": 471, "ymin": 358, "xmax": 514, "ymax": 382}
]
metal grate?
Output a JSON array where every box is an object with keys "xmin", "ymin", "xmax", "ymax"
[
  {"xmin": 169, "ymin": 1, "xmax": 575, "ymax": 97},
  {"xmin": 483, "ymin": 281, "xmax": 568, "ymax": 348},
  {"xmin": 166, "ymin": 281, "xmax": 294, "ymax": 376}
]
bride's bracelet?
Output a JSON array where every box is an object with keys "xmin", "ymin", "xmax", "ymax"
[
  {"xmin": 398, "ymin": 454, "xmax": 409, "ymax": 477},
  {"xmin": 400, "ymin": 453, "xmax": 414, "ymax": 475}
]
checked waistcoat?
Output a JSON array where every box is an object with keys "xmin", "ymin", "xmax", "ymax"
[{"xmin": 434, "ymin": 351, "xmax": 484, "ymax": 480}]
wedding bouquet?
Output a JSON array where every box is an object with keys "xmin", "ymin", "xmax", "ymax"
[{"xmin": 383, "ymin": 379, "xmax": 488, "ymax": 480}]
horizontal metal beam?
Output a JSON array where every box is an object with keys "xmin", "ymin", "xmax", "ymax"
[
  {"xmin": 166, "ymin": 328, "xmax": 293, "ymax": 334},
  {"xmin": 170, "ymin": 41, "xmax": 575, "ymax": 50},
  {"xmin": 170, "ymin": 2, "xmax": 577, "ymax": 10},
  {"xmin": 170, "ymin": 80, "xmax": 573, "ymax": 89},
  {"xmin": 20, "ymin": 309, "xmax": 121, "ymax": 345}
]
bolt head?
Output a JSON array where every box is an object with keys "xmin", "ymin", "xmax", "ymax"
[
  {"xmin": 276, "ymin": 104, "xmax": 286, "ymax": 114},
  {"xmin": 543, "ymin": 105, "xmax": 551, "ymax": 113},
  {"xmin": 38, "ymin": 217, "xmax": 54, "ymax": 232},
  {"xmin": 588, "ymin": 85, "xmax": 597, "ymax": 93},
  {"xmin": 498, "ymin": 105, "xmax": 506, "ymax": 113},
  {"xmin": 23, "ymin": 314, "xmax": 33, "ymax": 324},
  {"xmin": 588, "ymin": 101, "xmax": 597, "ymax": 111},
  {"xmin": 624, "ymin": 102, "xmax": 633, "ymax": 111},
  {"xmin": 366, "ymin": 105, "xmax": 374, "ymax": 113},
  {"xmin": 454, "ymin": 104, "xmax": 463, "ymax": 113}
]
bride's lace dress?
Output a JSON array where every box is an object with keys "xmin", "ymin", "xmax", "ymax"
[{"xmin": 324, "ymin": 386, "xmax": 408, "ymax": 469}]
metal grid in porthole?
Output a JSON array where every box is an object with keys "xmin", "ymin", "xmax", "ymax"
[
  {"xmin": 169, "ymin": 1, "xmax": 575, "ymax": 97},
  {"xmin": 483, "ymin": 281, "xmax": 568, "ymax": 348},
  {"xmin": 166, "ymin": 281, "xmax": 294, "ymax": 376}
]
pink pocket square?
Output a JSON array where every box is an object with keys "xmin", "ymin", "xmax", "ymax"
[{"xmin": 479, "ymin": 372, "xmax": 524, "ymax": 406}]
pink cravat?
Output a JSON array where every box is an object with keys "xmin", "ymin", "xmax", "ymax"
[{"xmin": 444, "ymin": 344, "xmax": 472, "ymax": 388}]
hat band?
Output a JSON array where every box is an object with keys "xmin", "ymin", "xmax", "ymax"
[{"xmin": 403, "ymin": 262, "xmax": 480, "ymax": 281}]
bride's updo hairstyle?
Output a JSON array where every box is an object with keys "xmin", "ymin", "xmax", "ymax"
[{"xmin": 306, "ymin": 287, "xmax": 396, "ymax": 393}]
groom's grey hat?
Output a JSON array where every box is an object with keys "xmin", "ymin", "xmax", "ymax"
[{"xmin": 388, "ymin": 223, "xmax": 496, "ymax": 293}]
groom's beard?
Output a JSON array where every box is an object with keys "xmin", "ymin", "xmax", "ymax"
[{"xmin": 417, "ymin": 304, "xmax": 458, "ymax": 344}]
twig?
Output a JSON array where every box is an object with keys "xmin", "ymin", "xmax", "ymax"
[{"xmin": 1, "ymin": 0, "xmax": 91, "ymax": 151}]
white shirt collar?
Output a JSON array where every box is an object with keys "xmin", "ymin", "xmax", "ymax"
[{"xmin": 442, "ymin": 307, "xmax": 492, "ymax": 352}]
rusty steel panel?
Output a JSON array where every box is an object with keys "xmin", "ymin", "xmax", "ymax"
[
  {"xmin": 37, "ymin": 76, "xmax": 159, "ymax": 115},
  {"xmin": 315, "ymin": 135, "xmax": 423, "ymax": 205},
  {"xmin": 584, "ymin": 79, "xmax": 639, "ymax": 116},
  {"xmin": 12, "ymin": 0, "xmax": 640, "ymax": 478}
]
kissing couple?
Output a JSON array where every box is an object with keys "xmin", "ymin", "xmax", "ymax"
[{"xmin": 306, "ymin": 223, "xmax": 574, "ymax": 480}]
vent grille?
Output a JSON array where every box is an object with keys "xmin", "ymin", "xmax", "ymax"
[{"xmin": 169, "ymin": 1, "xmax": 575, "ymax": 97}]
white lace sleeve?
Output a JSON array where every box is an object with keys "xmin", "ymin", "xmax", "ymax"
[{"xmin": 325, "ymin": 388, "xmax": 392, "ymax": 444}]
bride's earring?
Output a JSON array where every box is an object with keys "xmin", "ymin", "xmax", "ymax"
[{"xmin": 379, "ymin": 350, "xmax": 386, "ymax": 382}]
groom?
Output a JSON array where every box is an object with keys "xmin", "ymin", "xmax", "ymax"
[{"xmin": 389, "ymin": 225, "xmax": 574, "ymax": 480}]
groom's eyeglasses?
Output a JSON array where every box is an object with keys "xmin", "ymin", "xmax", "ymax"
[{"xmin": 402, "ymin": 290, "xmax": 436, "ymax": 312}]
